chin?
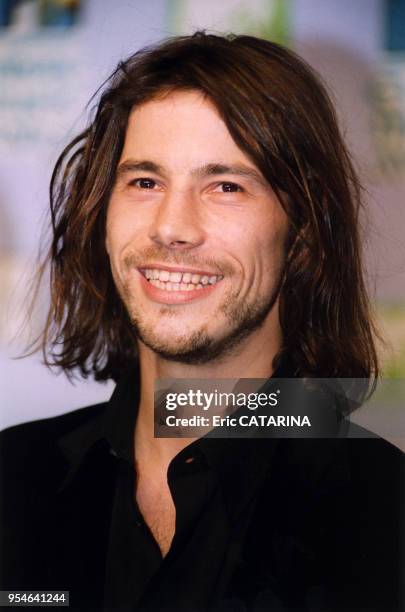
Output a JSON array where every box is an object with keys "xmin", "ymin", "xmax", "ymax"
[
  {"xmin": 133, "ymin": 310, "xmax": 220, "ymax": 346},
  {"xmin": 137, "ymin": 328, "xmax": 214, "ymax": 364}
]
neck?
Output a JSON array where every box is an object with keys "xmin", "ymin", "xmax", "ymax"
[{"xmin": 134, "ymin": 311, "xmax": 283, "ymax": 470}]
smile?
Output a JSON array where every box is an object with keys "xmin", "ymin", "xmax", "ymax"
[
  {"xmin": 139, "ymin": 268, "xmax": 223, "ymax": 292},
  {"xmin": 137, "ymin": 266, "xmax": 224, "ymax": 304}
]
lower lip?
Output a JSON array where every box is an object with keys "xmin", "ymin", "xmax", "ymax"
[{"xmin": 138, "ymin": 271, "xmax": 222, "ymax": 304}]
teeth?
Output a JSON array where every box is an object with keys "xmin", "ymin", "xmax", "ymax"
[
  {"xmin": 142, "ymin": 268, "xmax": 223, "ymax": 290},
  {"xmin": 169, "ymin": 272, "xmax": 182, "ymax": 283}
]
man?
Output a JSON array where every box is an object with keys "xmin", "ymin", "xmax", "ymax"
[{"xmin": 0, "ymin": 33, "xmax": 403, "ymax": 611}]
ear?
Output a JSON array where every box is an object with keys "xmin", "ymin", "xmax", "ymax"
[{"xmin": 105, "ymin": 233, "xmax": 110, "ymax": 256}]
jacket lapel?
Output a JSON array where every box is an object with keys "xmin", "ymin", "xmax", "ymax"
[{"xmin": 52, "ymin": 441, "xmax": 118, "ymax": 608}]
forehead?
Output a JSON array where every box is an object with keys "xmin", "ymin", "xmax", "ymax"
[{"xmin": 120, "ymin": 90, "xmax": 257, "ymax": 173}]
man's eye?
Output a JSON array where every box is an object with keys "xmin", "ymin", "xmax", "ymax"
[
  {"xmin": 130, "ymin": 178, "xmax": 156, "ymax": 189},
  {"xmin": 218, "ymin": 182, "xmax": 243, "ymax": 193}
]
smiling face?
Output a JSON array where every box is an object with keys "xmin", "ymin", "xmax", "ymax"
[{"xmin": 106, "ymin": 90, "xmax": 289, "ymax": 364}]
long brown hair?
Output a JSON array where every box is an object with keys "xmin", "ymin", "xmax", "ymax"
[{"xmin": 36, "ymin": 32, "xmax": 380, "ymax": 381}]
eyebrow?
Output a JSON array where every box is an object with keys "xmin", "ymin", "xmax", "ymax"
[
  {"xmin": 115, "ymin": 159, "xmax": 267, "ymax": 186},
  {"xmin": 115, "ymin": 160, "xmax": 163, "ymax": 181}
]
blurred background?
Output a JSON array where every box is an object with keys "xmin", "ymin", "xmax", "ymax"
[{"xmin": 1, "ymin": 0, "xmax": 404, "ymax": 431}]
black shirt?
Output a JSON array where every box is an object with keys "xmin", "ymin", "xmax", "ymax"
[
  {"xmin": 100, "ymin": 373, "xmax": 232, "ymax": 610},
  {"xmin": 60, "ymin": 358, "xmax": 298, "ymax": 610},
  {"xmin": 0, "ymin": 363, "xmax": 403, "ymax": 611}
]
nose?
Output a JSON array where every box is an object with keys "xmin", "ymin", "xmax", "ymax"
[{"xmin": 148, "ymin": 187, "xmax": 205, "ymax": 250}]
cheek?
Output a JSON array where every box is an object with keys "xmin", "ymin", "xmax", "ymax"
[
  {"xmin": 251, "ymin": 221, "xmax": 289, "ymax": 278},
  {"xmin": 105, "ymin": 203, "xmax": 140, "ymax": 257},
  {"xmin": 105, "ymin": 202, "xmax": 118, "ymax": 255},
  {"xmin": 105, "ymin": 225, "xmax": 111, "ymax": 256}
]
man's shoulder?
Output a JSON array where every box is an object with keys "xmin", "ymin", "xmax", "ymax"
[
  {"xmin": 239, "ymin": 435, "xmax": 403, "ymax": 610},
  {"xmin": 0, "ymin": 402, "xmax": 108, "ymax": 473}
]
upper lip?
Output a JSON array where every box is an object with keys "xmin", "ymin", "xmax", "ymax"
[{"xmin": 138, "ymin": 264, "xmax": 222, "ymax": 276}]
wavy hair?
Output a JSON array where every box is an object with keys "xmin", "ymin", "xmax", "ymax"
[{"xmin": 35, "ymin": 32, "xmax": 380, "ymax": 381}]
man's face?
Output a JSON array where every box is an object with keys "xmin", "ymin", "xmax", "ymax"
[{"xmin": 106, "ymin": 90, "xmax": 289, "ymax": 364}]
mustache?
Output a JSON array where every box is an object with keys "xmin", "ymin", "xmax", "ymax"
[{"xmin": 123, "ymin": 247, "xmax": 234, "ymax": 276}]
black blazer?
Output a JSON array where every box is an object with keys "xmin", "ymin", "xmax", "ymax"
[{"xmin": 0, "ymin": 395, "xmax": 403, "ymax": 611}]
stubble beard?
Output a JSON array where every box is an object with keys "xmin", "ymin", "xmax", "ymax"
[{"xmin": 119, "ymin": 277, "xmax": 283, "ymax": 366}]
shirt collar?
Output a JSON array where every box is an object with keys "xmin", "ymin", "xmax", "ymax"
[
  {"xmin": 57, "ymin": 364, "xmax": 140, "ymax": 491},
  {"xmin": 58, "ymin": 355, "xmax": 296, "ymax": 514}
]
